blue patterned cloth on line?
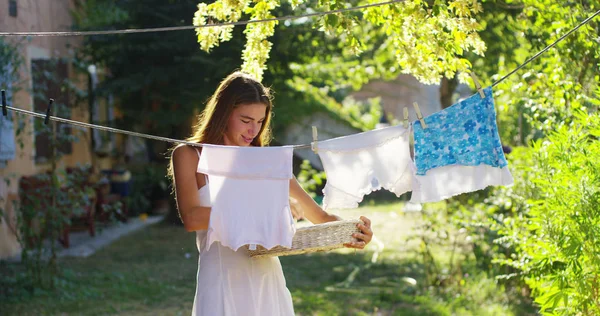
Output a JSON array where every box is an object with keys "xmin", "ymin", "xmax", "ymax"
[{"xmin": 413, "ymin": 87, "xmax": 508, "ymax": 176}]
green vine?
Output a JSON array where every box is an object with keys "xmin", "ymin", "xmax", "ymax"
[{"xmin": 0, "ymin": 39, "xmax": 95, "ymax": 291}]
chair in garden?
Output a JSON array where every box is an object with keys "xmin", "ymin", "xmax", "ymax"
[
  {"xmin": 19, "ymin": 172, "xmax": 96, "ymax": 248},
  {"xmin": 67, "ymin": 167, "xmax": 128, "ymax": 223}
]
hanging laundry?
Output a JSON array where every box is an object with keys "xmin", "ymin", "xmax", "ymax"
[
  {"xmin": 315, "ymin": 124, "xmax": 413, "ymax": 210},
  {"xmin": 0, "ymin": 116, "xmax": 15, "ymax": 162},
  {"xmin": 197, "ymin": 144, "xmax": 296, "ymax": 252},
  {"xmin": 410, "ymin": 87, "xmax": 513, "ymax": 203},
  {"xmin": 0, "ymin": 64, "xmax": 15, "ymax": 164}
]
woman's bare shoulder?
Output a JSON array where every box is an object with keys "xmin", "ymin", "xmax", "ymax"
[{"xmin": 172, "ymin": 145, "xmax": 201, "ymax": 166}]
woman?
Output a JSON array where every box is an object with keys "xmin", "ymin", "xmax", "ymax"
[{"xmin": 169, "ymin": 71, "xmax": 373, "ymax": 315}]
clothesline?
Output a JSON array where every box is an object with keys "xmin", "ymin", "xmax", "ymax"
[
  {"xmin": 0, "ymin": 0, "xmax": 403, "ymax": 37},
  {"xmin": 2, "ymin": 9, "xmax": 599, "ymax": 150},
  {"xmin": 0, "ymin": 103, "xmax": 236, "ymax": 149},
  {"xmin": 491, "ymin": 9, "xmax": 600, "ymax": 88}
]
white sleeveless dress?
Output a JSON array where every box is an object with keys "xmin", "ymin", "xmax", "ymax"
[{"xmin": 192, "ymin": 182, "xmax": 296, "ymax": 316}]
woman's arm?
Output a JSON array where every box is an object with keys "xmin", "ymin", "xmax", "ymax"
[
  {"xmin": 289, "ymin": 177, "xmax": 373, "ymax": 249},
  {"xmin": 172, "ymin": 145, "xmax": 211, "ymax": 232},
  {"xmin": 289, "ymin": 176, "xmax": 339, "ymax": 224}
]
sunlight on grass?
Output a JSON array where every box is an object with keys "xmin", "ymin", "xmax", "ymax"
[{"xmin": 1, "ymin": 202, "xmax": 534, "ymax": 315}]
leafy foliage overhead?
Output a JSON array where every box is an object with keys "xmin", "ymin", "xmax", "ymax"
[{"xmin": 193, "ymin": 0, "xmax": 487, "ymax": 84}]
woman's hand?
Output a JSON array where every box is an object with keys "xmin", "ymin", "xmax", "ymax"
[
  {"xmin": 344, "ymin": 216, "xmax": 373, "ymax": 249},
  {"xmin": 289, "ymin": 197, "xmax": 304, "ymax": 220}
]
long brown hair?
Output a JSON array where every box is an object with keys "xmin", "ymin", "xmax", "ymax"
[{"xmin": 167, "ymin": 71, "xmax": 274, "ymax": 181}]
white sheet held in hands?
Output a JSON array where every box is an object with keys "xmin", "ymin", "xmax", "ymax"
[{"xmin": 197, "ymin": 144, "xmax": 296, "ymax": 252}]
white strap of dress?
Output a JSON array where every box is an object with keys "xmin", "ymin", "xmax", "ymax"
[
  {"xmin": 194, "ymin": 147, "xmax": 209, "ymax": 184},
  {"xmin": 194, "ymin": 147, "xmax": 201, "ymax": 160}
]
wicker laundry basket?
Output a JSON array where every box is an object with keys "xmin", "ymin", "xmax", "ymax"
[{"xmin": 246, "ymin": 219, "xmax": 363, "ymax": 258}]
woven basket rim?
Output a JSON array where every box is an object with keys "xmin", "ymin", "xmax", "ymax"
[
  {"xmin": 246, "ymin": 219, "xmax": 363, "ymax": 258},
  {"xmin": 296, "ymin": 219, "xmax": 361, "ymax": 231}
]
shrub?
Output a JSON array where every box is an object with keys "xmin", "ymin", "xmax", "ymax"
[{"xmin": 490, "ymin": 111, "xmax": 600, "ymax": 315}]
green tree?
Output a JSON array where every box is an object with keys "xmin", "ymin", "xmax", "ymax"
[
  {"xmin": 441, "ymin": 2, "xmax": 600, "ymax": 314},
  {"xmin": 194, "ymin": 0, "xmax": 486, "ymax": 84},
  {"xmin": 471, "ymin": 0, "xmax": 600, "ymax": 145},
  {"xmin": 75, "ymin": 1, "xmax": 380, "ymax": 139},
  {"xmin": 72, "ymin": 0, "xmax": 248, "ymax": 142}
]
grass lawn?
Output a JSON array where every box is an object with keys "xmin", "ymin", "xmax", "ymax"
[{"xmin": 1, "ymin": 202, "xmax": 534, "ymax": 315}]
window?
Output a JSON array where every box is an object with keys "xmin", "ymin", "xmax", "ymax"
[
  {"xmin": 31, "ymin": 59, "xmax": 72, "ymax": 163},
  {"xmin": 9, "ymin": 0, "xmax": 17, "ymax": 17}
]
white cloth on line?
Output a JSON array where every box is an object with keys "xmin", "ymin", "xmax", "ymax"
[
  {"xmin": 192, "ymin": 172, "xmax": 295, "ymax": 316},
  {"xmin": 196, "ymin": 144, "xmax": 296, "ymax": 252},
  {"xmin": 314, "ymin": 124, "xmax": 414, "ymax": 210},
  {"xmin": 409, "ymin": 164, "xmax": 514, "ymax": 203}
]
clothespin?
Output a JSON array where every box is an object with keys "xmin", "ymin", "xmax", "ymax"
[
  {"xmin": 413, "ymin": 102, "xmax": 427, "ymax": 129},
  {"xmin": 403, "ymin": 107, "xmax": 409, "ymax": 128},
  {"xmin": 311, "ymin": 126, "xmax": 318, "ymax": 154},
  {"xmin": 1, "ymin": 90, "xmax": 7, "ymax": 117},
  {"xmin": 44, "ymin": 99, "xmax": 54, "ymax": 125},
  {"xmin": 469, "ymin": 72, "xmax": 485, "ymax": 99}
]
